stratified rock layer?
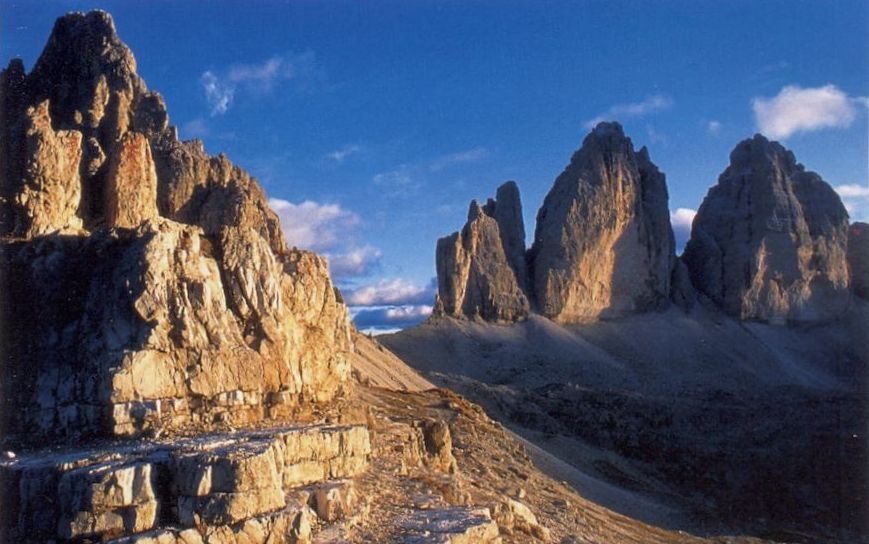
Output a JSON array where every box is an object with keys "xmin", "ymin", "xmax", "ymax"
[
  {"xmin": 682, "ymin": 135, "xmax": 851, "ymax": 322},
  {"xmin": 0, "ymin": 11, "xmax": 351, "ymax": 444},
  {"xmin": 530, "ymin": 122, "xmax": 675, "ymax": 322},
  {"xmin": 435, "ymin": 181, "xmax": 530, "ymax": 322},
  {"xmin": 0, "ymin": 424, "xmax": 371, "ymax": 543},
  {"xmin": 848, "ymin": 222, "xmax": 869, "ymax": 300}
]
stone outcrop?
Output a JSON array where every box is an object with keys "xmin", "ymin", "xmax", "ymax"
[
  {"xmin": 682, "ymin": 134, "xmax": 851, "ymax": 322},
  {"xmin": 0, "ymin": 424, "xmax": 371, "ymax": 543},
  {"xmin": 435, "ymin": 181, "xmax": 530, "ymax": 322},
  {"xmin": 0, "ymin": 11, "xmax": 352, "ymax": 445},
  {"xmin": 529, "ymin": 122, "xmax": 675, "ymax": 322},
  {"xmin": 848, "ymin": 222, "xmax": 869, "ymax": 300}
]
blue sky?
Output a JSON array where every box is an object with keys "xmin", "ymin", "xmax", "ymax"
[{"xmin": 3, "ymin": 1, "xmax": 868, "ymax": 332}]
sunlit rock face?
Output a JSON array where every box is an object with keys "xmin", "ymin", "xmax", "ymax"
[
  {"xmin": 529, "ymin": 122, "xmax": 675, "ymax": 322},
  {"xmin": 435, "ymin": 181, "xmax": 531, "ymax": 322},
  {"xmin": 682, "ymin": 134, "xmax": 851, "ymax": 323},
  {"xmin": 0, "ymin": 11, "xmax": 352, "ymax": 444}
]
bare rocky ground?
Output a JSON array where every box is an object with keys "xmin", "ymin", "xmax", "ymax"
[
  {"xmin": 1, "ymin": 342, "xmax": 776, "ymax": 544},
  {"xmin": 381, "ymin": 306, "xmax": 869, "ymax": 544},
  {"xmin": 345, "ymin": 334, "xmax": 776, "ymax": 544}
]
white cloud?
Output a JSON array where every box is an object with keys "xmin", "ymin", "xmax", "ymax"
[
  {"xmin": 201, "ymin": 71, "xmax": 233, "ymax": 115},
  {"xmin": 752, "ymin": 84, "xmax": 861, "ymax": 139},
  {"xmin": 201, "ymin": 52, "xmax": 320, "ymax": 115},
  {"xmin": 584, "ymin": 94, "xmax": 673, "ymax": 129},
  {"xmin": 326, "ymin": 144, "xmax": 361, "ymax": 163},
  {"xmin": 268, "ymin": 198, "xmax": 360, "ymax": 251},
  {"xmin": 326, "ymin": 245, "xmax": 382, "ymax": 278},
  {"xmin": 835, "ymin": 183, "xmax": 869, "ymax": 221},
  {"xmin": 429, "ymin": 147, "xmax": 490, "ymax": 171},
  {"xmin": 707, "ymin": 120, "xmax": 722, "ymax": 135},
  {"xmin": 344, "ymin": 278, "xmax": 436, "ymax": 306},
  {"xmin": 670, "ymin": 207, "xmax": 697, "ymax": 253}
]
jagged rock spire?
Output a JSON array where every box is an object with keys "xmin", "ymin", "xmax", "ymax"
[
  {"xmin": 435, "ymin": 181, "xmax": 530, "ymax": 322},
  {"xmin": 529, "ymin": 122, "xmax": 675, "ymax": 322}
]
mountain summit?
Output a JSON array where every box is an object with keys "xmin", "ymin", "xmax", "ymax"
[
  {"xmin": 682, "ymin": 134, "xmax": 851, "ymax": 322},
  {"xmin": 530, "ymin": 122, "xmax": 675, "ymax": 322}
]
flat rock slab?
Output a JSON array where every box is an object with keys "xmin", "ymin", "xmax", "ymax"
[
  {"xmin": 1, "ymin": 423, "xmax": 369, "ymax": 543},
  {"xmin": 400, "ymin": 506, "xmax": 501, "ymax": 544}
]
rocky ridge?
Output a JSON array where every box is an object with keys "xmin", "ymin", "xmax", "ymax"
[
  {"xmin": 435, "ymin": 125, "xmax": 858, "ymax": 325},
  {"xmin": 0, "ymin": 11, "xmax": 350, "ymax": 444}
]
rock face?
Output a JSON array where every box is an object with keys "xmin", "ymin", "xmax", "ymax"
[
  {"xmin": 0, "ymin": 11, "xmax": 352, "ymax": 444},
  {"xmin": 682, "ymin": 135, "xmax": 851, "ymax": 322},
  {"xmin": 848, "ymin": 222, "xmax": 869, "ymax": 300},
  {"xmin": 529, "ymin": 122, "xmax": 675, "ymax": 322},
  {"xmin": 435, "ymin": 181, "xmax": 530, "ymax": 322}
]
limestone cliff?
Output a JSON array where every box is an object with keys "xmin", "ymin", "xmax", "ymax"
[
  {"xmin": 529, "ymin": 122, "xmax": 675, "ymax": 322},
  {"xmin": 435, "ymin": 182, "xmax": 530, "ymax": 322},
  {"xmin": 848, "ymin": 221, "xmax": 869, "ymax": 300},
  {"xmin": 0, "ymin": 11, "xmax": 351, "ymax": 444},
  {"xmin": 682, "ymin": 134, "xmax": 851, "ymax": 322}
]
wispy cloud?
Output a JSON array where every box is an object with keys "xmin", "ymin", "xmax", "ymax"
[
  {"xmin": 835, "ymin": 183, "xmax": 869, "ymax": 221},
  {"xmin": 707, "ymin": 120, "xmax": 722, "ymax": 135},
  {"xmin": 752, "ymin": 84, "xmax": 863, "ymax": 139},
  {"xmin": 670, "ymin": 207, "xmax": 697, "ymax": 253},
  {"xmin": 429, "ymin": 147, "xmax": 490, "ymax": 171},
  {"xmin": 269, "ymin": 198, "xmax": 360, "ymax": 251},
  {"xmin": 372, "ymin": 166, "xmax": 421, "ymax": 197},
  {"xmin": 344, "ymin": 278, "xmax": 436, "ymax": 306},
  {"xmin": 181, "ymin": 117, "xmax": 210, "ymax": 139},
  {"xmin": 584, "ymin": 94, "xmax": 673, "ymax": 129},
  {"xmin": 201, "ymin": 52, "xmax": 321, "ymax": 116},
  {"xmin": 326, "ymin": 144, "xmax": 362, "ymax": 163},
  {"xmin": 201, "ymin": 71, "xmax": 233, "ymax": 115},
  {"xmin": 326, "ymin": 245, "xmax": 382, "ymax": 278},
  {"xmin": 645, "ymin": 125, "xmax": 667, "ymax": 145}
]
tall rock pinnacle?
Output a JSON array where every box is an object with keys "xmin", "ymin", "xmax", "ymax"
[
  {"xmin": 682, "ymin": 134, "xmax": 851, "ymax": 322},
  {"xmin": 435, "ymin": 181, "xmax": 530, "ymax": 322},
  {"xmin": 529, "ymin": 122, "xmax": 675, "ymax": 322}
]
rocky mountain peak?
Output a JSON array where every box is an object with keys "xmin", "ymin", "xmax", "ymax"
[
  {"xmin": 682, "ymin": 135, "xmax": 850, "ymax": 322},
  {"xmin": 435, "ymin": 182, "xmax": 530, "ymax": 322},
  {"xmin": 0, "ymin": 10, "xmax": 351, "ymax": 444},
  {"xmin": 530, "ymin": 122, "xmax": 675, "ymax": 322},
  {"xmin": 28, "ymin": 11, "xmax": 144, "ymax": 129}
]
